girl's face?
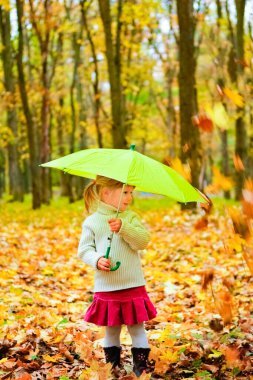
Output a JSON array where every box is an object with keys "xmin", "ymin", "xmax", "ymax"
[{"xmin": 101, "ymin": 185, "xmax": 134, "ymax": 211}]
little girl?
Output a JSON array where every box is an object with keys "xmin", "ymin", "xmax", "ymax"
[{"xmin": 77, "ymin": 175, "xmax": 157, "ymax": 377}]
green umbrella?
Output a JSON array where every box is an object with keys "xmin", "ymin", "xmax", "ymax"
[
  {"xmin": 41, "ymin": 145, "xmax": 205, "ymax": 203},
  {"xmin": 41, "ymin": 145, "xmax": 207, "ymax": 270}
]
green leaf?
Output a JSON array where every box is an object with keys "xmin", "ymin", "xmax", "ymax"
[
  {"xmin": 196, "ymin": 371, "xmax": 214, "ymax": 379},
  {"xmin": 192, "ymin": 359, "xmax": 202, "ymax": 368},
  {"xmin": 208, "ymin": 349, "xmax": 223, "ymax": 358},
  {"xmin": 191, "ymin": 332, "xmax": 204, "ymax": 340},
  {"xmin": 56, "ymin": 317, "xmax": 69, "ymax": 329},
  {"xmin": 220, "ymin": 328, "xmax": 245, "ymax": 343},
  {"xmin": 167, "ymin": 334, "xmax": 180, "ymax": 340},
  {"xmin": 232, "ymin": 367, "xmax": 240, "ymax": 376}
]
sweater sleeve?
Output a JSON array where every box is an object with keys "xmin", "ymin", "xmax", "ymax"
[
  {"xmin": 77, "ymin": 222, "xmax": 103, "ymax": 269},
  {"xmin": 118, "ymin": 212, "xmax": 150, "ymax": 251}
]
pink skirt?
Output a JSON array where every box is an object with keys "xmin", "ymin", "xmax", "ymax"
[{"xmin": 84, "ymin": 286, "xmax": 157, "ymax": 326}]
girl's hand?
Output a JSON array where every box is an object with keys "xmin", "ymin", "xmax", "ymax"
[
  {"xmin": 97, "ymin": 257, "xmax": 111, "ymax": 271},
  {"xmin": 108, "ymin": 218, "xmax": 122, "ymax": 233}
]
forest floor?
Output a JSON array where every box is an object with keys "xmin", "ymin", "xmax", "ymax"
[{"xmin": 0, "ymin": 197, "xmax": 253, "ymax": 380}]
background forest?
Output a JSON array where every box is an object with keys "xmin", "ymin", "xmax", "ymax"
[{"xmin": 0, "ymin": 0, "xmax": 253, "ymax": 209}]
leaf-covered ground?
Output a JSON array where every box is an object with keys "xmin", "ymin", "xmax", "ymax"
[{"xmin": 0, "ymin": 198, "xmax": 253, "ymax": 380}]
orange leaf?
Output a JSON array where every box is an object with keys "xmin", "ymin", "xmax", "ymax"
[
  {"xmin": 192, "ymin": 113, "xmax": 214, "ymax": 132},
  {"xmin": 201, "ymin": 268, "xmax": 214, "ymax": 290},
  {"xmin": 59, "ymin": 342, "xmax": 74, "ymax": 362},
  {"xmin": 194, "ymin": 215, "xmax": 208, "ymax": 230},
  {"xmin": 242, "ymin": 179, "xmax": 253, "ymax": 219},
  {"xmin": 15, "ymin": 374, "xmax": 32, "ymax": 380},
  {"xmin": 2, "ymin": 360, "xmax": 17, "ymax": 370},
  {"xmin": 222, "ymin": 345, "xmax": 240, "ymax": 366},
  {"xmin": 215, "ymin": 289, "xmax": 233, "ymax": 325},
  {"xmin": 242, "ymin": 246, "xmax": 253, "ymax": 275},
  {"xmin": 233, "ymin": 154, "xmax": 245, "ymax": 171},
  {"xmin": 228, "ymin": 207, "xmax": 250, "ymax": 239}
]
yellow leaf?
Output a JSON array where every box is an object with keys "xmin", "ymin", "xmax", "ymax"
[
  {"xmin": 206, "ymin": 103, "xmax": 230, "ymax": 130},
  {"xmin": 160, "ymin": 349, "xmax": 178, "ymax": 363},
  {"xmin": 0, "ymin": 0, "xmax": 10, "ymax": 11},
  {"xmin": 41, "ymin": 267, "xmax": 55, "ymax": 276},
  {"xmin": 223, "ymin": 87, "xmax": 244, "ymax": 107},
  {"xmin": 9, "ymin": 286, "xmax": 23, "ymax": 295},
  {"xmin": 168, "ymin": 157, "xmax": 192, "ymax": 182},
  {"xmin": 205, "ymin": 166, "xmax": 233, "ymax": 193},
  {"xmin": 42, "ymin": 353, "xmax": 62, "ymax": 362}
]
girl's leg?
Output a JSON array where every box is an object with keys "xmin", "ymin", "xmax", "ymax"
[
  {"xmin": 127, "ymin": 323, "xmax": 151, "ymax": 377},
  {"xmin": 104, "ymin": 325, "xmax": 122, "ymax": 347},
  {"xmin": 127, "ymin": 323, "xmax": 149, "ymax": 348},
  {"xmin": 103, "ymin": 326, "xmax": 122, "ymax": 369}
]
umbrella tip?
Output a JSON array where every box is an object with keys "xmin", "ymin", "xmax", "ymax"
[{"xmin": 130, "ymin": 144, "xmax": 136, "ymax": 151}]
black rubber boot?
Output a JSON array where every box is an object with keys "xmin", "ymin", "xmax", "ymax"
[
  {"xmin": 103, "ymin": 346, "xmax": 121, "ymax": 368},
  {"xmin": 131, "ymin": 347, "xmax": 151, "ymax": 377}
]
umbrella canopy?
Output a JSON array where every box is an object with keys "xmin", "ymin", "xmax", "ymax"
[{"xmin": 41, "ymin": 146, "xmax": 206, "ymax": 203}]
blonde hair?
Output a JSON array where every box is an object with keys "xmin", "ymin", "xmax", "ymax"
[{"xmin": 83, "ymin": 175, "xmax": 124, "ymax": 213}]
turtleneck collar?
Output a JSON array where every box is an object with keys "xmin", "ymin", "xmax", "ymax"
[{"xmin": 97, "ymin": 201, "xmax": 123, "ymax": 215}]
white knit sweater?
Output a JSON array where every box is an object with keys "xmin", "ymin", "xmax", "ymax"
[{"xmin": 77, "ymin": 201, "xmax": 150, "ymax": 292}]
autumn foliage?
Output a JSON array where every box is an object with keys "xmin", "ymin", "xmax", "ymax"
[{"xmin": 0, "ymin": 197, "xmax": 253, "ymax": 379}]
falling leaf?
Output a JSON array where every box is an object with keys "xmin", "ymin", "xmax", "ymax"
[
  {"xmin": 205, "ymin": 167, "xmax": 233, "ymax": 194},
  {"xmin": 192, "ymin": 113, "xmax": 214, "ymax": 132},
  {"xmin": 234, "ymin": 58, "xmax": 249, "ymax": 67},
  {"xmin": 228, "ymin": 207, "xmax": 250, "ymax": 240},
  {"xmin": 222, "ymin": 276, "xmax": 235, "ymax": 291},
  {"xmin": 206, "ymin": 102, "xmax": 230, "ymax": 130},
  {"xmin": 201, "ymin": 268, "xmax": 215, "ymax": 290},
  {"xmin": 194, "ymin": 216, "xmax": 208, "ymax": 230},
  {"xmin": 242, "ymin": 245, "xmax": 253, "ymax": 275},
  {"xmin": 165, "ymin": 157, "xmax": 192, "ymax": 182},
  {"xmin": 242, "ymin": 179, "xmax": 253, "ymax": 219},
  {"xmin": 223, "ymin": 87, "xmax": 244, "ymax": 108},
  {"xmin": 233, "ymin": 154, "xmax": 245, "ymax": 171},
  {"xmin": 215, "ymin": 289, "xmax": 233, "ymax": 325}
]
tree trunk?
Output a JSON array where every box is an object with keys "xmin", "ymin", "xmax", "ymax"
[
  {"xmin": 234, "ymin": 0, "xmax": 246, "ymax": 199},
  {"xmin": 40, "ymin": 37, "xmax": 51, "ymax": 204},
  {"xmin": 16, "ymin": 0, "xmax": 41, "ymax": 209},
  {"xmin": 166, "ymin": 67, "xmax": 177, "ymax": 158},
  {"xmin": 29, "ymin": 0, "xmax": 51, "ymax": 204},
  {"xmin": 220, "ymin": 129, "xmax": 231, "ymax": 199},
  {"xmin": 176, "ymin": 0, "xmax": 201, "ymax": 207},
  {"xmin": 98, "ymin": 0, "xmax": 126, "ymax": 148},
  {"xmin": 82, "ymin": 0, "xmax": 103, "ymax": 148},
  {"xmin": 0, "ymin": 149, "xmax": 5, "ymax": 198},
  {"xmin": 215, "ymin": 1, "xmax": 231, "ymax": 198},
  {"xmin": 0, "ymin": 6, "xmax": 23, "ymax": 201}
]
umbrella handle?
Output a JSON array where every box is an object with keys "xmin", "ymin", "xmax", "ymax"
[{"xmin": 104, "ymin": 247, "xmax": 121, "ymax": 271}]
